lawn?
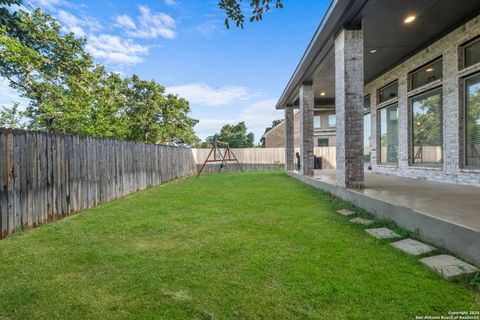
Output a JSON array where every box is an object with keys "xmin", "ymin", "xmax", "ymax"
[{"xmin": 0, "ymin": 171, "xmax": 478, "ymax": 319}]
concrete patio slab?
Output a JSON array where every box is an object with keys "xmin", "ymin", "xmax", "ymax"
[
  {"xmin": 337, "ymin": 209, "xmax": 354, "ymax": 216},
  {"xmin": 366, "ymin": 227, "xmax": 401, "ymax": 239},
  {"xmin": 420, "ymin": 255, "xmax": 478, "ymax": 280},
  {"xmin": 287, "ymin": 170, "xmax": 480, "ymax": 266},
  {"xmin": 391, "ymin": 238, "xmax": 436, "ymax": 256},
  {"xmin": 350, "ymin": 217, "xmax": 374, "ymax": 226}
]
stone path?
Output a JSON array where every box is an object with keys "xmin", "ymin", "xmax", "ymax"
[
  {"xmin": 350, "ymin": 217, "xmax": 374, "ymax": 226},
  {"xmin": 391, "ymin": 238, "xmax": 435, "ymax": 256},
  {"xmin": 337, "ymin": 209, "xmax": 354, "ymax": 216},
  {"xmin": 340, "ymin": 207, "xmax": 478, "ymax": 280},
  {"xmin": 365, "ymin": 227, "xmax": 401, "ymax": 239},
  {"xmin": 420, "ymin": 255, "xmax": 478, "ymax": 280}
]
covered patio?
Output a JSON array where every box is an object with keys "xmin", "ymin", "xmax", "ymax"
[{"xmin": 277, "ymin": 0, "xmax": 480, "ymax": 266}]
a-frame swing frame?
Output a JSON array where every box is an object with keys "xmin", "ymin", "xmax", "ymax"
[{"xmin": 197, "ymin": 139, "xmax": 244, "ymax": 177}]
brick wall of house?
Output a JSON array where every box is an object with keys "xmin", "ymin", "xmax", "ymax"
[{"xmin": 364, "ymin": 14, "xmax": 480, "ymax": 186}]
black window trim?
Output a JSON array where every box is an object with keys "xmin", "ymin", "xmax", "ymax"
[
  {"xmin": 408, "ymin": 56, "xmax": 443, "ymax": 92},
  {"xmin": 408, "ymin": 86, "xmax": 444, "ymax": 167}
]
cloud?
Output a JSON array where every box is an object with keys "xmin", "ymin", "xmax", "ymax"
[
  {"xmin": 166, "ymin": 83, "xmax": 256, "ymax": 107},
  {"xmin": 164, "ymin": 0, "xmax": 178, "ymax": 7},
  {"xmin": 115, "ymin": 14, "xmax": 136, "ymax": 30},
  {"xmin": 85, "ymin": 34, "xmax": 149, "ymax": 65},
  {"xmin": 56, "ymin": 9, "xmax": 102, "ymax": 37},
  {"xmin": 196, "ymin": 20, "xmax": 221, "ymax": 37},
  {"xmin": 0, "ymin": 78, "xmax": 30, "ymax": 110},
  {"xmin": 115, "ymin": 5, "xmax": 176, "ymax": 40},
  {"xmin": 28, "ymin": 0, "xmax": 66, "ymax": 10}
]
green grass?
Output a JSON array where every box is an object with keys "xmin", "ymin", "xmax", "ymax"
[{"xmin": 0, "ymin": 171, "xmax": 478, "ymax": 319}]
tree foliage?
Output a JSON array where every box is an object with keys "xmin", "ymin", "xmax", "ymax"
[
  {"xmin": 218, "ymin": 0, "xmax": 283, "ymax": 28},
  {"xmin": 0, "ymin": 6, "xmax": 199, "ymax": 145},
  {"xmin": 0, "ymin": 103, "xmax": 26, "ymax": 128},
  {"xmin": 201, "ymin": 121, "xmax": 254, "ymax": 148}
]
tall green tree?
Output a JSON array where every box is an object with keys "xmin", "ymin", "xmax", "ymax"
[
  {"xmin": 125, "ymin": 75, "xmax": 199, "ymax": 145},
  {"xmin": 204, "ymin": 122, "xmax": 254, "ymax": 148},
  {"xmin": 0, "ymin": 7, "xmax": 200, "ymax": 145}
]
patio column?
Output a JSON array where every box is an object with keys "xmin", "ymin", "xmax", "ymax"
[
  {"xmin": 284, "ymin": 105, "xmax": 295, "ymax": 171},
  {"xmin": 299, "ymin": 83, "xmax": 314, "ymax": 176},
  {"xmin": 334, "ymin": 28, "xmax": 364, "ymax": 189}
]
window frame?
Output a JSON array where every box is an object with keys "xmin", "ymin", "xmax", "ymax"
[
  {"xmin": 377, "ymin": 103, "xmax": 399, "ymax": 165},
  {"xmin": 408, "ymin": 86, "xmax": 444, "ymax": 167},
  {"xmin": 408, "ymin": 57, "xmax": 443, "ymax": 92},
  {"xmin": 328, "ymin": 114, "xmax": 336, "ymax": 128},
  {"xmin": 460, "ymin": 36, "xmax": 480, "ymax": 70},
  {"xmin": 462, "ymin": 72, "xmax": 480, "ymax": 169},
  {"xmin": 364, "ymin": 95, "xmax": 372, "ymax": 163},
  {"xmin": 314, "ymin": 115, "xmax": 322, "ymax": 129},
  {"xmin": 377, "ymin": 80, "xmax": 399, "ymax": 104},
  {"xmin": 317, "ymin": 138, "xmax": 329, "ymax": 147}
]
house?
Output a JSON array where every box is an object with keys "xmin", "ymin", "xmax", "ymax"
[
  {"xmin": 276, "ymin": 0, "xmax": 480, "ymax": 266},
  {"xmin": 263, "ymin": 109, "xmax": 336, "ymax": 148}
]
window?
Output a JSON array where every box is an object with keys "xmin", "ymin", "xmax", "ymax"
[
  {"xmin": 328, "ymin": 114, "xmax": 336, "ymax": 128},
  {"xmin": 410, "ymin": 59, "xmax": 442, "ymax": 90},
  {"xmin": 378, "ymin": 81, "xmax": 398, "ymax": 103},
  {"xmin": 378, "ymin": 104, "xmax": 399, "ymax": 164},
  {"xmin": 364, "ymin": 95, "xmax": 371, "ymax": 110},
  {"xmin": 411, "ymin": 88, "xmax": 443, "ymax": 164},
  {"xmin": 464, "ymin": 38, "xmax": 480, "ymax": 68},
  {"xmin": 317, "ymin": 138, "xmax": 329, "ymax": 147},
  {"xmin": 364, "ymin": 114, "xmax": 371, "ymax": 163},
  {"xmin": 465, "ymin": 73, "xmax": 480, "ymax": 166},
  {"xmin": 314, "ymin": 115, "xmax": 321, "ymax": 129}
]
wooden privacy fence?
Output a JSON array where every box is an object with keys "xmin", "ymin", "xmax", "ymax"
[
  {"xmin": 0, "ymin": 128, "xmax": 196, "ymax": 238},
  {"xmin": 193, "ymin": 147, "xmax": 337, "ymax": 172}
]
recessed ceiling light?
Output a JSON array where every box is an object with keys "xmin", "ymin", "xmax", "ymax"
[
  {"xmin": 426, "ymin": 68, "xmax": 434, "ymax": 72},
  {"xmin": 404, "ymin": 15, "xmax": 416, "ymax": 24},
  {"xmin": 320, "ymin": 92, "xmax": 326, "ymax": 96},
  {"xmin": 370, "ymin": 49, "xmax": 377, "ymax": 53}
]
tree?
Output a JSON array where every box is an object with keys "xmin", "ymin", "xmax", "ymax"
[
  {"xmin": 203, "ymin": 121, "xmax": 254, "ymax": 148},
  {"xmin": 125, "ymin": 75, "xmax": 199, "ymax": 145},
  {"xmin": 218, "ymin": 0, "xmax": 283, "ymax": 28},
  {"xmin": 0, "ymin": 7, "xmax": 200, "ymax": 145},
  {"xmin": 0, "ymin": 103, "xmax": 26, "ymax": 128},
  {"xmin": 0, "ymin": 0, "xmax": 21, "ymax": 28}
]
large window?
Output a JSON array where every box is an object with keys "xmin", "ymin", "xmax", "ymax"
[
  {"xmin": 465, "ymin": 73, "xmax": 480, "ymax": 166},
  {"xmin": 328, "ymin": 114, "xmax": 336, "ymax": 128},
  {"xmin": 378, "ymin": 104, "xmax": 399, "ymax": 164},
  {"xmin": 464, "ymin": 38, "xmax": 480, "ymax": 68},
  {"xmin": 378, "ymin": 81, "xmax": 398, "ymax": 103},
  {"xmin": 364, "ymin": 95, "xmax": 371, "ymax": 163},
  {"xmin": 410, "ymin": 59, "xmax": 442, "ymax": 90},
  {"xmin": 411, "ymin": 88, "xmax": 443, "ymax": 164},
  {"xmin": 364, "ymin": 114, "xmax": 371, "ymax": 163},
  {"xmin": 314, "ymin": 115, "xmax": 321, "ymax": 129}
]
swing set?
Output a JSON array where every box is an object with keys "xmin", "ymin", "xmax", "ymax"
[{"xmin": 197, "ymin": 137, "xmax": 244, "ymax": 177}]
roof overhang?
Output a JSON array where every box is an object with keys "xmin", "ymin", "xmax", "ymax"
[{"xmin": 276, "ymin": 0, "xmax": 480, "ymax": 109}]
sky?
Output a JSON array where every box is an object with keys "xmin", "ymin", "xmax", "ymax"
[{"xmin": 0, "ymin": 0, "xmax": 331, "ymax": 142}]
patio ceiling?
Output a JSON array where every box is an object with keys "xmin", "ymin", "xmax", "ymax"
[{"xmin": 278, "ymin": 0, "xmax": 480, "ymax": 109}]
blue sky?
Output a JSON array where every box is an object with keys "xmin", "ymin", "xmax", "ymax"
[{"xmin": 0, "ymin": 0, "xmax": 331, "ymax": 142}]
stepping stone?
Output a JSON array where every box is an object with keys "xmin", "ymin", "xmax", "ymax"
[
  {"xmin": 337, "ymin": 209, "xmax": 354, "ymax": 216},
  {"xmin": 390, "ymin": 238, "xmax": 436, "ymax": 256},
  {"xmin": 420, "ymin": 255, "xmax": 478, "ymax": 280},
  {"xmin": 365, "ymin": 227, "xmax": 401, "ymax": 239},
  {"xmin": 350, "ymin": 217, "xmax": 374, "ymax": 226}
]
